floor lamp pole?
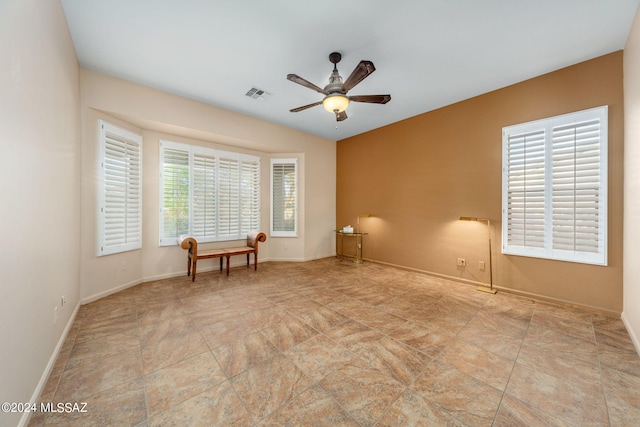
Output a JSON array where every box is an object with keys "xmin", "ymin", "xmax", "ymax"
[{"xmin": 477, "ymin": 218, "xmax": 497, "ymax": 294}]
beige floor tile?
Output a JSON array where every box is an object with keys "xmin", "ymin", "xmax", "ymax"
[
  {"xmin": 258, "ymin": 384, "xmax": 359, "ymax": 426},
  {"xmin": 391, "ymin": 319, "xmax": 456, "ymax": 358},
  {"xmin": 138, "ymin": 314, "xmax": 197, "ymax": 347},
  {"xmin": 592, "ymin": 312, "xmax": 627, "ymax": 332},
  {"xmin": 144, "ymin": 351, "xmax": 227, "ymax": 416},
  {"xmin": 534, "ymin": 301, "xmax": 593, "ymax": 325},
  {"xmin": 295, "ymin": 305, "xmax": 349, "ymax": 333},
  {"xmin": 494, "ymin": 394, "xmax": 572, "ymax": 427},
  {"xmin": 347, "ymin": 334, "xmax": 431, "ymax": 385},
  {"xmin": 412, "ymin": 359, "xmax": 502, "ymax": 427},
  {"xmin": 530, "ymin": 310, "xmax": 595, "ymax": 342},
  {"xmin": 523, "ymin": 322, "xmax": 599, "ymax": 366},
  {"xmin": 211, "ymin": 331, "xmax": 279, "ymax": 377},
  {"xmin": 55, "ymin": 349, "xmax": 143, "ymax": 402},
  {"xmin": 136, "ymin": 300, "xmax": 188, "ymax": 327},
  {"xmin": 75, "ymin": 313, "xmax": 139, "ymax": 343},
  {"xmin": 188, "ymin": 302, "xmax": 240, "ymax": 329},
  {"xmin": 148, "ymin": 381, "xmax": 252, "ymax": 426},
  {"xmin": 376, "ymin": 387, "xmax": 466, "ymax": 426},
  {"xmin": 66, "ymin": 331, "xmax": 140, "ymax": 370},
  {"xmin": 44, "ymin": 378, "xmax": 146, "ymax": 427},
  {"xmin": 231, "ymin": 355, "xmax": 314, "ymax": 421},
  {"xmin": 32, "ymin": 258, "xmax": 640, "ymax": 426},
  {"xmin": 376, "ymin": 296, "xmax": 435, "ymax": 320},
  {"xmin": 319, "ymin": 359, "xmax": 406, "ymax": 426},
  {"xmin": 437, "ymin": 339, "xmax": 514, "ymax": 391},
  {"xmin": 601, "ymin": 366, "xmax": 640, "ymax": 425},
  {"xmin": 242, "ymin": 304, "xmax": 289, "ymax": 329},
  {"xmin": 198, "ymin": 314, "xmax": 257, "ymax": 348},
  {"xmin": 456, "ymin": 311, "xmax": 527, "ymax": 361},
  {"xmin": 259, "ymin": 313, "xmax": 318, "ymax": 351},
  {"xmin": 479, "ymin": 293, "xmax": 536, "ymax": 320},
  {"xmin": 284, "ymin": 334, "xmax": 362, "ymax": 382},
  {"xmin": 517, "ymin": 340, "xmax": 601, "ymax": 387},
  {"xmin": 505, "ymin": 362, "xmax": 609, "ymax": 426},
  {"xmin": 141, "ymin": 330, "xmax": 208, "ymax": 374}
]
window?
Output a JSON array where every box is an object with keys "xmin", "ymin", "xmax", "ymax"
[
  {"xmin": 270, "ymin": 158, "xmax": 297, "ymax": 237},
  {"xmin": 97, "ymin": 121, "xmax": 142, "ymax": 256},
  {"xmin": 159, "ymin": 140, "xmax": 260, "ymax": 245},
  {"xmin": 502, "ymin": 106, "xmax": 608, "ymax": 265}
]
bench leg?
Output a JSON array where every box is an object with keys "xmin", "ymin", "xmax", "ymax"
[
  {"xmin": 219, "ymin": 257, "xmax": 223, "ymax": 272},
  {"xmin": 187, "ymin": 256, "xmax": 192, "ymax": 278},
  {"xmin": 226, "ymin": 255, "xmax": 230, "ymax": 276},
  {"xmin": 192, "ymin": 260, "xmax": 197, "ymax": 282},
  {"xmin": 254, "ymin": 253, "xmax": 258, "ymax": 271},
  {"xmin": 246, "ymin": 253, "xmax": 250, "ymax": 268}
]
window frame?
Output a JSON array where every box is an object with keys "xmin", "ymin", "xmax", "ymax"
[
  {"xmin": 270, "ymin": 158, "xmax": 298, "ymax": 238},
  {"xmin": 502, "ymin": 106, "xmax": 608, "ymax": 266},
  {"xmin": 159, "ymin": 140, "xmax": 260, "ymax": 246},
  {"xmin": 97, "ymin": 120, "xmax": 143, "ymax": 256}
]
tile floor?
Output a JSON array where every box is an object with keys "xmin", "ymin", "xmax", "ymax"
[{"xmin": 28, "ymin": 258, "xmax": 640, "ymax": 426}]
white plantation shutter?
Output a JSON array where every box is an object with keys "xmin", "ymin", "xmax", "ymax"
[
  {"xmin": 160, "ymin": 143, "xmax": 190, "ymax": 244},
  {"xmin": 192, "ymin": 151, "xmax": 216, "ymax": 239},
  {"xmin": 98, "ymin": 121, "xmax": 142, "ymax": 256},
  {"xmin": 218, "ymin": 155, "xmax": 240, "ymax": 238},
  {"xmin": 551, "ymin": 117, "xmax": 606, "ymax": 262},
  {"xmin": 240, "ymin": 159, "xmax": 260, "ymax": 234},
  {"xmin": 502, "ymin": 106, "xmax": 607, "ymax": 265},
  {"xmin": 505, "ymin": 130, "xmax": 546, "ymax": 253},
  {"xmin": 159, "ymin": 141, "xmax": 260, "ymax": 245},
  {"xmin": 271, "ymin": 159, "xmax": 297, "ymax": 237}
]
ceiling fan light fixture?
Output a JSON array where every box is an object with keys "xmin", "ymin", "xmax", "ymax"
[{"xmin": 323, "ymin": 94, "xmax": 349, "ymax": 113}]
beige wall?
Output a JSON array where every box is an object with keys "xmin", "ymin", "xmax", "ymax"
[
  {"xmin": 338, "ymin": 52, "xmax": 624, "ymax": 313},
  {"xmin": 0, "ymin": 0, "xmax": 81, "ymax": 425},
  {"xmin": 624, "ymin": 6, "xmax": 640, "ymax": 350},
  {"xmin": 80, "ymin": 70, "xmax": 336, "ymax": 301}
]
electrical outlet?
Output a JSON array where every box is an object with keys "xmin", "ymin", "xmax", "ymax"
[
  {"xmin": 479, "ymin": 261, "xmax": 486, "ymax": 271},
  {"xmin": 456, "ymin": 258, "xmax": 466, "ymax": 267},
  {"xmin": 61, "ymin": 295, "xmax": 66, "ymax": 307},
  {"xmin": 121, "ymin": 261, "xmax": 127, "ymax": 271}
]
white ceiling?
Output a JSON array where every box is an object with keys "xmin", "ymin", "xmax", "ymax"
[{"xmin": 61, "ymin": 0, "xmax": 639, "ymax": 141}]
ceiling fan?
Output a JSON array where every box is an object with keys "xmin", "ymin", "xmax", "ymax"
[{"xmin": 287, "ymin": 52, "xmax": 391, "ymax": 122}]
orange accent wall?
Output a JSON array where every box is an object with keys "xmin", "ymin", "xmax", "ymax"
[{"xmin": 337, "ymin": 51, "xmax": 623, "ymax": 313}]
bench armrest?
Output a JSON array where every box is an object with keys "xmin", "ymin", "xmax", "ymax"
[
  {"xmin": 247, "ymin": 232, "xmax": 267, "ymax": 250},
  {"xmin": 179, "ymin": 235, "xmax": 197, "ymax": 256}
]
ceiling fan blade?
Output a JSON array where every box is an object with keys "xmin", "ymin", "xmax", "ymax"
[
  {"xmin": 342, "ymin": 61, "xmax": 376, "ymax": 92},
  {"xmin": 290, "ymin": 101, "xmax": 323, "ymax": 112},
  {"xmin": 349, "ymin": 94, "xmax": 391, "ymax": 104},
  {"xmin": 287, "ymin": 74, "xmax": 328, "ymax": 95},
  {"xmin": 336, "ymin": 111, "xmax": 348, "ymax": 121}
]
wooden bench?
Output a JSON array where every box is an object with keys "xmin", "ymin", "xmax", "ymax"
[{"xmin": 179, "ymin": 233, "xmax": 267, "ymax": 281}]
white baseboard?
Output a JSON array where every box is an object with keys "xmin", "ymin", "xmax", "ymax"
[
  {"xmin": 622, "ymin": 312, "xmax": 640, "ymax": 356},
  {"xmin": 81, "ymin": 278, "xmax": 143, "ymax": 305},
  {"xmin": 20, "ymin": 302, "xmax": 81, "ymax": 427}
]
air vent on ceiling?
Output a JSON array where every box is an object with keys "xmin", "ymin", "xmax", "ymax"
[{"xmin": 245, "ymin": 87, "xmax": 272, "ymax": 101}]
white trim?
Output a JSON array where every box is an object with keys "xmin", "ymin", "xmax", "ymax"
[
  {"xmin": 502, "ymin": 106, "xmax": 608, "ymax": 265},
  {"xmin": 20, "ymin": 303, "xmax": 81, "ymax": 427},
  {"xmin": 97, "ymin": 120, "xmax": 143, "ymax": 256},
  {"xmin": 81, "ymin": 278, "xmax": 143, "ymax": 305},
  {"xmin": 270, "ymin": 158, "xmax": 298, "ymax": 237},
  {"xmin": 622, "ymin": 312, "xmax": 640, "ymax": 357}
]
